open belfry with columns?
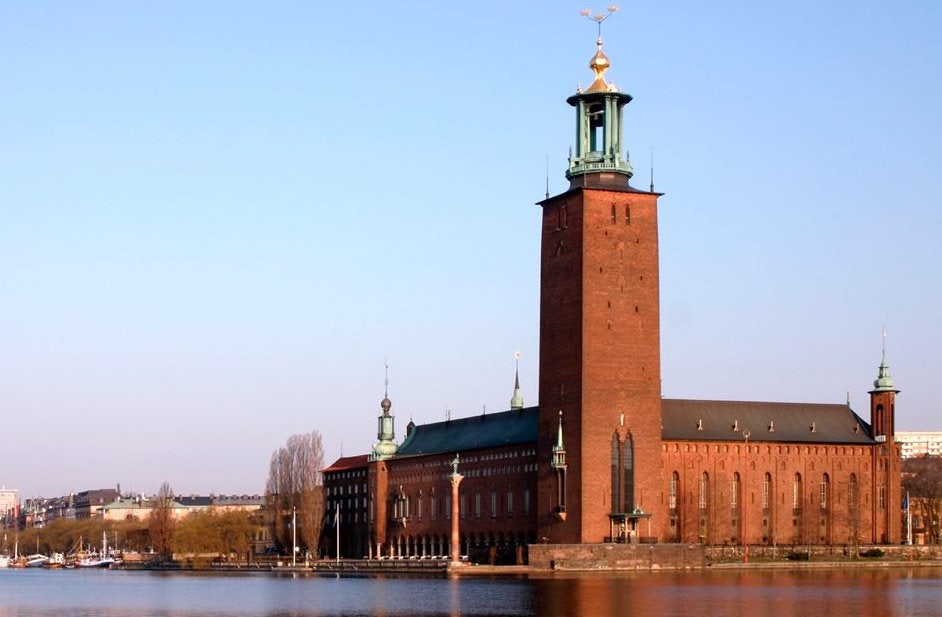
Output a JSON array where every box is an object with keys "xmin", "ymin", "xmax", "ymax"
[{"xmin": 321, "ymin": 14, "xmax": 902, "ymax": 563}]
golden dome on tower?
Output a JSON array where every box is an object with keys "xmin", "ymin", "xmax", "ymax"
[{"xmin": 585, "ymin": 38, "xmax": 612, "ymax": 93}]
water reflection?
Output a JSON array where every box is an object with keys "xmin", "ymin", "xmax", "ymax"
[
  {"xmin": 0, "ymin": 567, "xmax": 940, "ymax": 616},
  {"xmin": 531, "ymin": 569, "xmax": 942, "ymax": 617}
]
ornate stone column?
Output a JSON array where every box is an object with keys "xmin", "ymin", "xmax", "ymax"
[{"xmin": 449, "ymin": 455, "xmax": 464, "ymax": 564}]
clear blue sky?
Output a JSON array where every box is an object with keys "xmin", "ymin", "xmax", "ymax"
[{"xmin": 1, "ymin": 2, "xmax": 939, "ymax": 498}]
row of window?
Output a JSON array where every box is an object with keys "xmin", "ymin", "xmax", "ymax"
[
  {"xmin": 667, "ymin": 471, "xmax": 884, "ymax": 512},
  {"xmin": 393, "ymin": 450, "xmax": 537, "ymax": 473},
  {"xmin": 327, "ymin": 483, "xmax": 367, "ymax": 497},
  {"xmin": 665, "ymin": 443, "xmax": 872, "ymax": 456},
  {"xmin": 327, "ymin": 469, "xmax": 366, "ymax": 481},
  {"xmin": 390, "ymin": 463, "xmax": 538, "ymax": 487},
  {"xmin": 393, "ymin": 487, "xmax": 534, "ymax": 521}
]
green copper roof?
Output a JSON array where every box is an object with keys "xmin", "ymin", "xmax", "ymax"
[
  {"xmin": 396, "ymin": 406, "xmax": 538, "ymax": 456},
  {"xmin": 872, "ymin": 350, "xmax": 897, "ymax": 392}
]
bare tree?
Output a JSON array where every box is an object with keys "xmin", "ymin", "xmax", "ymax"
[
  {"xmin": 903, "ymin": 456, "xmax": 942, "ymax": 544},
  {"xmin": 149, "ymin": 481, "xmax": 175, "ymax": 559},
  {"xmin": 265, "ymin": 431, "xmax": 325, "ymax": 557}
]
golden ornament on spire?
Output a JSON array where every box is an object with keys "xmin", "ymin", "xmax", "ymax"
[{"xmin": 580, "ymin": 6, "xmax": 619, "ymax": 93}]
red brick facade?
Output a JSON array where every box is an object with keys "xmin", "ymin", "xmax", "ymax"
[
  {"xmin": 537, "ymin": 187, "xmax": 663, "ymax": 543},
  {"xmin": 660, "ymin": 440, "xmax": 898, "ymax": 545},
  {"xmin": 321, "ymin": 39, "xmax": 902, "ymax": 560}
]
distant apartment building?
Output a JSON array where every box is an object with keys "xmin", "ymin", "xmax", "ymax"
[
  {"xmin": 13, "ymin": 488, "xmax": 262, "ymax": 530},
  {"xmin": 896, "ymin": 432, "xmax": 942, "ymax": 458},
  {"xmin": 0, "ymin": 488, "xmax": 18, "ymax": 526}
]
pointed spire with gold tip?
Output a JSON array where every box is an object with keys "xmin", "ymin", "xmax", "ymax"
[{"xmin": 580, "ymin": 6, "xmax": 618, "ymax": 93}]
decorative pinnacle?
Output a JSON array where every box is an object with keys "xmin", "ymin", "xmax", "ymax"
[
  {"xmin": 381, "ymin": 357, "xmax": 392, "ymax": 414},
  {"xmin": 580, "ymin": 6, "xmax": 619, "ymax": 94},
  {"xmin": 581, "ymin": 5, "xmax": 620, "ymax": 40}
]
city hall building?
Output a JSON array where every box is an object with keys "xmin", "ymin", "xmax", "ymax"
[{"xmin": 322, "ymin": 35, "xmax": 901, "ymax": 562}]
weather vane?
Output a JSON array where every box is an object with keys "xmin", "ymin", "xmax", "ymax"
[{"xmin": 581, "ymin": 5, "xmax": 619, "ymax": 38}]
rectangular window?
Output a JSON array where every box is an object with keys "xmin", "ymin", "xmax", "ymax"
[
  {"xmin": 669, "ymin": 474, "xmax": 677, "ymax": 511},
  {"xmin": 460, "ymin": 494, "xmax": 466, "ymax": 519},
  {"xmin": 878, "ymin": 485, "xmax": 886, "ymax": 510},
  {"xmin": 507, "ymin": 488, "xmax": 514, "ymax": 516},
  {"xmin": 524, "ymin": 488, "xmax": 531, "ymax": 515},
  {"xmin": 491, "ymin": 489, "xmax": 497, "ymax": 518},
  {"xmin": 475, "ymin": 493, "xmax": 482, "ymax": 519},
  {"xmin": 445, "ymin": 495, "xmax": 451, "ymax": 520},
  {"xmin": 731, "ymin": 479, "xmax": 738, "ymax": 509},
  {"xmin": 431, "ymin": 495, "xmax": 437, "ymax": 520},
  {"xmin": 820, "ymin": 481, "xmax": 827, "ymax": 509}
]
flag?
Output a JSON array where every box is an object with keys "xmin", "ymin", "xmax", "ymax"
[{"xmin": 333, "ymin": 506, "xmax": 340, "ymax": 527}]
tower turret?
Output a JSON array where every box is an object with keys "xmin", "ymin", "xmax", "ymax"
[
  {"xmin": 566, "ymin": 27, "xmax": 634, "ymax": 188},
  {"xmin": 868, "ymin": 332, "xmax": 902, "ymax": 544},
  {"xmin": 370, "ymin": 364, "xmax": 398, "ymax": 461},
  {"xmin": 869, "ymin": 334, "xmax": 900, "ymax": 443}
]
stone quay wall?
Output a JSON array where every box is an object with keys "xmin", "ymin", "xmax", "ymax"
[{"xmin": 528, "ymin": 543, "xmax": 705, "ymax": 571}]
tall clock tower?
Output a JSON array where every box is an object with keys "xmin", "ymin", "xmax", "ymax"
[{"xmin": 537, "ymin": 33, "xmax": 664, "ymax": 543}]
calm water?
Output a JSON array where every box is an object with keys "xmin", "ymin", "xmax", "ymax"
[{"xmin": 1, "ymin": 567, "xmax": 942, "ymax": 616}]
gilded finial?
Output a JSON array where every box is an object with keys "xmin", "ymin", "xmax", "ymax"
[{"xmin": 580, "ymin": 6, "xmax": 620, "ymax": 94}]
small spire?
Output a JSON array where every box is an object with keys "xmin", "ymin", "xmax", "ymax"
[
  {"xmin": 552, "ymin": 410, "xmax": 567, "ymax": 470},
  {"xmin": 556, "ymin": 410, "xmax": 565, "ymax": 449},
  {"xmin": 872, "ymin": 327, "xmax": 897, "ymax": 392},
  {"xmin": 649, "ymin": 147, "xmax": 655, "ymax": 193},
  {"xmin": 545, "ymin": 156, "xmax": 550, "ymax": 199},
  {"xmin": 510, "ymin": 351, "xmax": 525, "ymax": 410},
  {"xmin": 380, "ymin": 357, "xmax": 392, "ymax": 413}
]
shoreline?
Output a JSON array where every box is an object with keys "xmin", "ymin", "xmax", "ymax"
[{"xmin": 104, "ymin": 554, "xmax": 942, "ymax": 577}]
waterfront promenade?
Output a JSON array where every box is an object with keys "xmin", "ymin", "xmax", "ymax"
[{"xmin": 111, "ymin": 543, "xmax": 942, "ymax": 576}]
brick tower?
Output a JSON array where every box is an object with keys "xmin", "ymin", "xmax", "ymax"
[
  {"xmin": 869, "ymin": 341, "xmax": 901, "ymax": 543},
  {"xmin": 537, "ymin": 31, "xmax": 663, "ymax": 543}
]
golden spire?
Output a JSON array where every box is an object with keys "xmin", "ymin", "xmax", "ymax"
[{"xmin": 580, "ymin": 6, "xmax": 619, "ymax": 93}]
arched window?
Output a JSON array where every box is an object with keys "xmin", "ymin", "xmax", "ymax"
[
  {"xmin": 762, "ymin": 473, "xmax": 772, "ymax": 510},
  {"xmin": 731, "ymin": 472, "xmax": 741, "ymax": 511},
  {"xmin": 820, "ymin": 474, "xmax": 829, "ymax": 510},
  {"xmin": 610, "ymin": 434, "xmax": 620, "ymax": 513},
  {"xmin": 623, "ymin": 434, "xmax": 634, "ymax": 512},
  {"xmin": 699, "ymin": 472, "xmax": 709, "ymax": 511},
  {"xmin": 587, "ymin": 103, "xmax": 604, "ymax": 151},
  {"xmin": 669, "ymin": 471, "xmax": 679, "ymax": 512},
  {"xmin": 793, "ymin": 473, "xmax": 803, "ymax": 511}
]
